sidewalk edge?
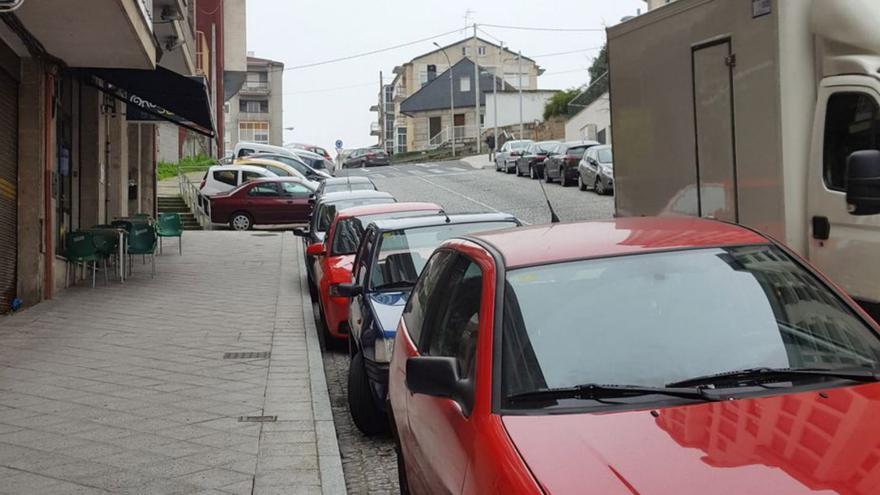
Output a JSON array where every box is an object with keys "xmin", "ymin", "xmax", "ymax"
[{"xmin": 295, "ymin": 237, "xmax": 348, "ymax": 495}]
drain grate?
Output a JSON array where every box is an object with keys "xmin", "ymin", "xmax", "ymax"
[
  {"xmin": 238, "ymin": 415, "xmax": 277, "ymax": 423},
  {"xmin": 223, "ymin": 351, "xmax": 271, "ymax": 360}
]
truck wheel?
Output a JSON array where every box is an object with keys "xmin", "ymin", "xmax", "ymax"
[{"xmin": 348, "ymin": 351, "xmax": 389, "ymax": 435}]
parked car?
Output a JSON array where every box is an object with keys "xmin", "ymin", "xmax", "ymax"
[
  {"xmin": 291, "ymin": 149, "xmax": 336, "ymax": 176},
  {"xmin": 235, "ymin": 157, "xmax": 317, "ymax": 187},
  {"xmin": 495, "ymin": 139, "xmax": 534, "ymax": 173},
  {"xmin": 388, "ymin": 216, "xmax": 880, "ymax": 494},
  {"xmin": 294, "ymin": 190, "xmax": 396, "ymax": 290},
  {"xmin": 333, "ymin": 213, "xmax": 521, "ymax": 435},
  {"xmin": 312, "ymin": 202, "xmax": 443, "ymax": 345},
  {"xmin": 233, "ymin": 141, "xmax": 294, "ymax": 160},
  {"xmin": 289, "ymin": 142, "xmax": 332, "ymax": 161},
  {"xmin": 515, "ymin": 141, "xmax": 560, "ymax": 179},
  {"xmin": 242, "ymin": 153, "xmax": 331, "ymax": 182},
  {"xmin": 577, "ymin": 144, "xmax": 614, "ymax": 194},
  {"xmin": 314, "ymin": 176, "xmax": 377, "ymax": 199},
  {"xmin": 543, "ymin": 140, "xmax": 599, "ymax": 186},
  {"xmin": 200, "ymin": 164, "xmax": 277, "ymax": 197},
  {"xmin": 343, "ymin": 148, "xmax": 390, "ymax": 168},
  {"xmin": 209, "ymin": 177, "xmax": 315, "ymax": 230}
]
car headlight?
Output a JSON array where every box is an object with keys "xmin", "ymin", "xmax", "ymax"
[
  {"xmin": 373, "ymin": 337, "xmax": 395, "ymax": 363},
  {"xmin": 601, "ymin": 166, "xmax": 613, "ymax": 176}
]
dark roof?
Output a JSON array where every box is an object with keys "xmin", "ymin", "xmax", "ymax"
[
  {"xmin": 370, "ymin": 212, "xmax": 519, "ymax": 232},
  {"xmin": 400, "ymin": 58, "xmax": 514, "ymax": 115}
]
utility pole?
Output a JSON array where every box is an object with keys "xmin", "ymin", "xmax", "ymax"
[
  {"xmin": 433, "ymin": 42, "xmax": 455, "ymax": 157},
  {"xmin": 379, "ymin": 70, "xmax": 384, "ymax": 150},
  {"xmin": 473, "ymin": 23, "xmax": 481, "ymax": 154},
  {"xmin": 493, "ymin": 41, "xmax": 501, "ymax": 157},
  {"xmin": 518, "ymin": 49, "xmax": 523, "ymax": 139}
]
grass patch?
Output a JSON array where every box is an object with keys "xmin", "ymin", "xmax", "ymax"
[{"xmin": 157, "ymin": 154, "xmax": 217, "ymax": 181}]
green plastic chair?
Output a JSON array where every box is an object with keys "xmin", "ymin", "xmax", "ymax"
[
  {"xmin": 127, "ymin": 224, "xmax": 158, "ymax": 277},
  {"xmin": 156, "ymin": 213, "xmax": 183, "ymax": 255},
  {"xmin": 64, "ymin": 231, "xmax": 108, "ymax": 288}
]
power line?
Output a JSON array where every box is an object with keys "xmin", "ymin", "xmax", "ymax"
[
  {"xmin": 531, "ymin": 47, "xmax": 604, "ymax": 58},
  {"xmin": 280, "ymin": 27, "xmax": 464, "ymax": 72},
  {"xmin": 480, "ymin": 23, "xmax": 605, "ymax": 33},
  {"xmin": 541, "ymin": 67, "xmax": 589, "ymax": 76},
  {"xmin": 284, "ymin": 81, "xmax": 377, "ymax": 95}
]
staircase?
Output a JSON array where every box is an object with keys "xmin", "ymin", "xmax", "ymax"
[{"xmin": 158, "ymin": 196, "xmax": 202, "ymax": 230}]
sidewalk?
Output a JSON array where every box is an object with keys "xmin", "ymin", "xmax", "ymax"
[{"xmin": 0, "ymin": 232, "xmax": 345, "ymax": 495}]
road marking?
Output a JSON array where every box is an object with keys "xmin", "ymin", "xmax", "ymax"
[
  {"xmin": 448, "ymin": 167, "xmax": 467, "ymax": 172},
  {"xmin": 427, "ymin": 168, "xmax": 445, "ymax": 174},
  {"xmin": 411, "ymin": 175, "xmax": 533, "ymax": 225}
]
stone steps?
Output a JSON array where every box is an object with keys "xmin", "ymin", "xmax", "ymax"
[{"xmin": 158, "ymin": 195, "xmax": 202, "ymax": 231}]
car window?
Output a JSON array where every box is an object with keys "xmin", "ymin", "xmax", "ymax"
[
  {"xmin": 566, "ymin": 145, "xmax": 590, "ymax": 158},
  {"xmin": 823, "ymin": 92, "xmax": 880, "ymax": 191},
  {"xmin": 331, "ymin": 210, "xmax": 441, "ymax": 256},
  {"xmin": 499, "ymin": 245, "xmax": 880, "ymax": 409},
  {"xmin": 242, "ymin": 170, "xmax": 264, "ymax": 183},
  {"xmin": 597, "ymin": 148, "xmax": 613, "ymax": 164},
  {"xmin": 421, "ymin": 255, "xmax": 483, "ymax": 382},
  {"xmin": 402, "ymin": 250, "xmax": 456, "ymax": 349},
  {"xmin": 248, "ymin": 183, "xmax": 279, "ymax": 197},
  {"xmin": 280, "ymin": 182, "xmax": 311, "ymax": 198},
  {"xmin": 265, "ymin": 165, "xmax": 290, "ymax": 177},
  {"xmin": 238, "ymin": 148, "xmax": 255, "ymax": 158},
  {"xmin": 213, "ymin": 170, "xmax": 236, "ymax": 186},
  {"xmin": 354, "ymin": 228, "xmax": 378, "ymax": 287}
]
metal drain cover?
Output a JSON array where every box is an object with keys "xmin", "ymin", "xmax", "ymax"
[
  {"xmin": 239, "ymin": 415, "xmax": 277, "ymax": 423},
  {"xmin": 223, "ymin": 351, "xmax": 271, "ymax": 359}
]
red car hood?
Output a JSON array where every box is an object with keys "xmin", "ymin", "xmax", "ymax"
[{"xmin": 502, "ymin": 382, "xmax": 880, "ymax": 495}]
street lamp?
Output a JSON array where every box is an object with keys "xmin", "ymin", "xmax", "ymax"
[{"xmin": 433, "ymin": 42, "xmax": 455, "ymax": 158}]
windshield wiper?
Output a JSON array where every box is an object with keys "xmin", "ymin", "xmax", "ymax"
[
  {"xmin": 666, "ymin": 367, "xmax": 880, "ymax": 388},
  {"xmin": 506, "ymin": 383, "xmax": 719, "ymax": 404},
  {"xmin": 372, "ymin": 280, "xmax": 416, "ymax": 291}
]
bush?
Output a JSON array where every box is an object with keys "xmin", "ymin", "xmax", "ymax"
[{"xmin": 156, "ymin": 154, "xmax": 216, "ymax": 181}]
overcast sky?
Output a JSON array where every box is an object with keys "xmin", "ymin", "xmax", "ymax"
[{"xmin": 246, "ymin": 0, "xmax": 643, "ymax": 152}]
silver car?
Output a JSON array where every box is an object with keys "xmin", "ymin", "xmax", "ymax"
[{"xmin": 578, "ymin": 144, "xmax": 614, "ymax": 194}]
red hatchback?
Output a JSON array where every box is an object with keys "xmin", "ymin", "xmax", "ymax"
[
  {"xmin": 389, "ymin": 217, "xmax": 880, "ymax": 494},
  {"xmin": 210, "ymin": 177, "xmax": 316, "ymax": 231},
  {"xmin": 310, "ymin": 202, "xmax": 442, "ymax": 343}
]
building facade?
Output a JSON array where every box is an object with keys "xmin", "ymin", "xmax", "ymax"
[
  {"xmin": 565, "ymin": 91, "xmax": 611, "ymax": 144},
  {"xmin": 225, "ymin": 54, "xmax": 283, "ymax": 154},
  {"xmin": 384, "ymin": 37, "xmax": 541, "ymax": 154},
  {"xmin": 0, "ymin": 0, "xmax": 219, "ymax": 313}
]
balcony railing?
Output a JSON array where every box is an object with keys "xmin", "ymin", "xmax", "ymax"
[
  {"xmin": 238, "ymin": 112, "xmax": 270, "ymax": 122},
  {"xmin": 240, "ymin": 81, "xmax": 270, "ymax": 95},
  {"xmin": 370, "ymin": 122, "xmax": 381, "ymax": 136}
]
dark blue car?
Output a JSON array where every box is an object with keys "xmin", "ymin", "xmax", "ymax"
[{"xmin": 331, "ymin": 213, "xmax": 521, "ymax": 435}]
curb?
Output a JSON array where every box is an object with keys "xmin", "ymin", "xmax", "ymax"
[{"xmin": 295, "ymin": 236, "xmax": 348, "ymax": 495}]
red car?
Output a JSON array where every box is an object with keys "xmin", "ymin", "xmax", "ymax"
[
  {"xmin": 210, "ymin": 177, "xmax": 316, "ymax": 231},
  {"xmin": 389, "ymin": 217, "xmax": 880, "ymax": 494},
  {"xmin": 309, "ymin": 202, "xmax": 442, "ymax": 344}
]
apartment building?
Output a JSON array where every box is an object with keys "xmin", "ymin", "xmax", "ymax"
[
  {"xmin": 370, "ymin": 78, "xmax": 395, "ymax": 154},
  {"xmin": 645, "ymin": 0, "xmax": 677, "ymax": 10},
  {"xmin": 0, "ymin": 0, "xmax": 222, "ymax": 312},
  {"xmin": 224, "ymin": 54, "xmax": 284, "ymax": 154},
  {"xmin": 384, "ymin": 37, "xmax": 541, "ymax": 153}
]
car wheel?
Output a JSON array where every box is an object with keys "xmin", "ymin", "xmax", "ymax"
[
  {"xmin": 529, "ymin": 166, "xmax": 536, "ymax": 180},
  {"xmin": 544, "ymin": 165, "xmax": 553, "ymax": 183},
  {"xmin": 578, "ymin": 174, "xmax": 587, "ymax": 191},
  {"xmin": 348, "ymin": 350, "xmax": 389, "ymax": 435},
  {"xmin": 595, "ymin": 177, "xmax": 606, "ymax": 195},
  {"xmin": 229, "ymin": 212, "xmax": 252, "ymax": 231},
  {"xmin": 515, "ymin": 164, "xmax": 522, "ymax": 177},
  {"xmin": 559, "ymin": 168, "xmax": 570, "ymax": 187}
]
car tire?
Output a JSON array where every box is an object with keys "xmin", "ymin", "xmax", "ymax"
[
  {"xmin": 559, "ymin": 168, "xmax": 570, "ymax": 187},
  {"xmin": 229, "ymin": 212, "xmax": 252, "ymax": 231},
  {"xmin": 316, "ymin": 300, "xmax": 342, "ymax": 351},
  {"xmin": 515, "ymin": 164, "xmax": 522, "ymax": 177},
  {"xmin": 595, "ymin": 177, "xmax": 606, "ymax": 195},
  {"xmin": 348, "ymin": 351, "xmax": 389, "ymax": 436},
  {"xmin": 578, "ymin": 174, "xmax": 587, "ymax": 191}
]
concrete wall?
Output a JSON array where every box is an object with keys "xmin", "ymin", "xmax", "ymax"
[
  {"xmin": 565, "ymin": 92, "xmax": 611, "ymax": 143},
  {"xmin": 223, "ymin": 0, "xmax": 247, "ymax": 74},
  {"xmin": 485, "ymin": 91, "xmax": 557, "ymax": 129},
  {"xmin": 79, "ymin": 85, "xmax": 106, "ymax": 228},
  {"xmin": 106, "ymin": 99, "xmax": 128, "ymax": 220},
  {"xmin": 268, "ymin": 67, "xmax": 283, "ymax": 145},
  {"xmin": 156, "ymin": 122, "xmax": 179, "ymax": 163}
]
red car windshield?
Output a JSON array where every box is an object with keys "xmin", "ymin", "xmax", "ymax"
[
  {"xmin": 330, "ymin": 210, "xmax": 442, "ymax": 256},
  {"xmin": 500, "ymin": 245, "xmax": 880, "ymax": 410}
]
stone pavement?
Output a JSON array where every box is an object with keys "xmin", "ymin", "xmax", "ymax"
[{"xmin": 0, "ymin": 232, "xmax": 345, "ymax": 494}]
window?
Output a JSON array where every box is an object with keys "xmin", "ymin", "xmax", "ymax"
[
  {"xmin": 213, "ymin": 170, "xmax": 236, "ymax": 186},
  {"xmin": 265, "ymin": 165, "xmax": 290, "ymax": 177},
  {"xmin": 823, "ymin": 92, "xmax": 880, "ymax": 191},
  {"xmin": 461, "ymin": 46, "xmax": 468, "ymax": 57},
  {"xmin": 460, "ymin": 76, "xmax": 471, "ymax": 92},
  {"xmin": 477, "ymin": 46, "xmax": 486, "ymax": 56},
  {"xmin": 403, "ymin": 251, "xmax": 457, "ymax": 348},
  {"xmin": 597, "ymin": 128, "xmax": 607, "ymax": 145},
  {"xmin": 248, "ymin": 183, "xmax": 279, "ymax": 197},
  {"xmin": 421, "ymin": 256, "xmax": 484, "ymax": 381},
  {"xmin": 503, "ymin": 72, "xmax": 528, "ymax": 90},
  {"xmin": 397, "ymin": 126, "xmax": 408, "ymax": 154},
  {"xmin": 240, "ymin": 100, "xmax": 268, "ymax": 113},
  {"xmin": 242, "ymin": 170, "xmax": 264, "ymax": 183},
  {"xmin": 280, "ymin": 182, "xmax": 311, "ymax": 198},
  {"xmin": 418, "ymin": 70, "xmax": 428, "ymax": 87},
  {"xmin": 239, "ymin": 122, "xmax": 270, "ymax": 144}
]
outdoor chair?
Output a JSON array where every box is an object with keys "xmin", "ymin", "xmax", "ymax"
[
  {"xmin": 127, "ymin": 224, "xmax": 158, "ymax": 277},
  {"xmin": 156, "ymin": 213, "xmax": 183, "ymax": 255},
  {"xmin": 64, "ymin": 231, "xmax": 109, "ymax": 288}
]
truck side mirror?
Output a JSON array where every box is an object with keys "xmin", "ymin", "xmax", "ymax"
[{"xmin": 846, "ymin": 150, "xmax": 880, "ymax": 216}]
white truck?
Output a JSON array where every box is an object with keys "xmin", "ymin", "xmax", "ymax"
[{"xmin": 608, "ymin": 0, "xmax": 880, "ymax": 311}]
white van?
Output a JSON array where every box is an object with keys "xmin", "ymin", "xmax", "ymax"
[
  {"xmin": 608, "ymin": 0, "xmax": 880, "ymax": 312},
  {"xmin": 233, "ymin": 142, "xmax": 295, "ymax": 160},
  {"xmin": 200, "ymin": 164, "xmax": 277, "ymax": 197}
]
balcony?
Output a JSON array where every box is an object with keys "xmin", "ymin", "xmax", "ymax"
[
  {"xmin": 370, "ymin": 122, "xmax": 381, "ymax": 137},
  {"xmin": 240, "ymin": 81, "xmax": 270, "ymax": 96},
  {"xmin": 239, "ymin": 112, "xmax": 270, "ymax": 122}
]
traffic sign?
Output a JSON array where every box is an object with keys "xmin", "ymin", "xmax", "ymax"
[{"xmin": 335, "ymin": 139, "xmax": 343, "ymax": 150}]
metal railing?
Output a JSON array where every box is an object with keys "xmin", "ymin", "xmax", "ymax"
[
  {"xmin": 428, "ymin": 125, "xmax": 478, "ymax": 149},
  {"xmin": 177, "ymin": 168, "xmax": 212, "ymax": 230}
]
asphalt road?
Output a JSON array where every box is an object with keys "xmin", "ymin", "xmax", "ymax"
[{"xmin": 319, "ymin": 156, "xmax": 614, "ymax": 494}]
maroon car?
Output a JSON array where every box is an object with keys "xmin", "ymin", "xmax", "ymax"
[{"xmin": 210, "ymin": 177, "xmax": 316, "ymax": 230}]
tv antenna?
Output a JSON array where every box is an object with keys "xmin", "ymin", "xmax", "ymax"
[
  {"xmin": 464, "ymin": 9, "xmax": 476, "ymax": 30},
  {"xmin": 537, "ymin": 171, "xmax": 561, "ymax": 224}
]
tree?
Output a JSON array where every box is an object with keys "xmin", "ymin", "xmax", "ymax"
[
  {"xmin": 571, "ymin": 44, "xmax": 609, "ymax": 110},
  {"xmin": 543, "ymin": 88, "xmax": 580, "ymax": 121}
]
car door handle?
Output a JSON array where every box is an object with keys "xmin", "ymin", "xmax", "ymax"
[{"xmin": 812, "ymin": 216, "xmax": 830, "ymax": 240}]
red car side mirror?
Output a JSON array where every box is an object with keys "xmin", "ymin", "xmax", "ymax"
[{"xmin": 306, "ymin": 243, "xmax": 326, "ymax": 256}]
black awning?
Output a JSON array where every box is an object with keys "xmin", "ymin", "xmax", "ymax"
[{"xmin": 79, "ymin": 66, "xmax": 216, "ymax": 137}]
